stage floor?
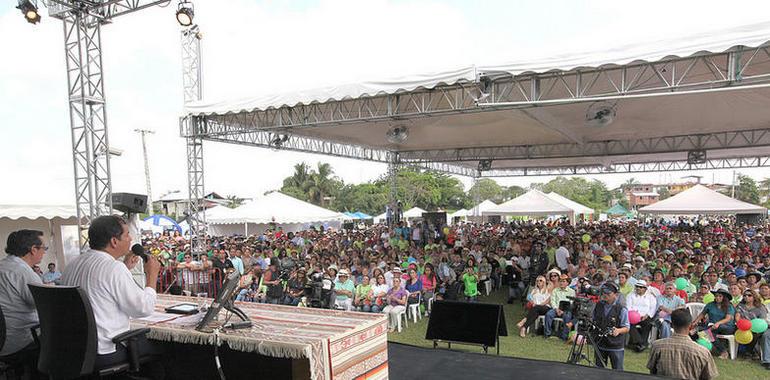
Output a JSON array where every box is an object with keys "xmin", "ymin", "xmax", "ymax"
[{"xmin": 388, "ymin": 343, "xmax": 664, "ymax": 380}]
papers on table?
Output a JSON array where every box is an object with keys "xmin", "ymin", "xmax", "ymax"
[{"xmin": 132, "ymin": 312, "xmax": 179, "ymax": 324}]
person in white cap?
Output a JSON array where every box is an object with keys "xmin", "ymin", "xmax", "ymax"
[
  {"xmin": 334, "ymin": 269, "xmax": 355, "ymax": 311},
  {"xmin": 626, "ymin": 280, "xmax": 657, "ymax": 352}
]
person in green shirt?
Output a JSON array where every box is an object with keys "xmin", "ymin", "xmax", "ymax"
[
  {"xmin": 462, "ymin": 267, "xmax": 479, "ymax": 302},
  {"xmin": 354, "ymin": 274, "xmax": 374, "ymax": 312},
  {"xmin": 619, "ymin": 271, "xmax": 634, "ymax": 298},
  {"xmin": 544, "ymin": 274, "xmax": 576, "ymax": 339}
]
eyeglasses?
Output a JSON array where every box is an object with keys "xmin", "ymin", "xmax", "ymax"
[
  {"xmin": 34, "ymin": 245, "xmax": 49, "ymax": 252},
  {"xmin": 744, "ymin": 294, "xmax": 754, "ymax": 297}
]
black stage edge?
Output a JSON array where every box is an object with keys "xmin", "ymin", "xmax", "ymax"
[{"xmin": 388, "ymin": 342, "xmax": 665, "ymax": 380}]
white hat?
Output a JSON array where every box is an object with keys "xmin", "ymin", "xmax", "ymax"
[{"xmin": 635, "ymin": 280, "xmax": 648, "ymax": 288}]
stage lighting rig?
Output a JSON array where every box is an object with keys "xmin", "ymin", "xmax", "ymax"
[
  {"xmin": 17, "ymin": 0, "xmax": 41, "ymax": 24},
  {"xmin": 176, "ymin": 0, "xmax": 195, "ymax": 26}
]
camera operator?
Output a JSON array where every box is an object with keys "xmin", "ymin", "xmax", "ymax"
[
  {"xmin": 592, "ymin": 282, "xmax": 630, "ymax": 370},
  {"xmin": 283, "ymin": 267, "xmax": 307, "ymax": 306}
]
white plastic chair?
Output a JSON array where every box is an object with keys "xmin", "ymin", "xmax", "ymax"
[
  {"xmin": 426, "ymin": 296, "xmax": 434, "ymax": 316},
  {"xmin": 686, "ymin": 302, "xmax": 705, "ymax": 320},
  {"xmin": 394, "ymin": 307, "xmax": 408, "ymax": 332},
  {"xmin": 484, "ymin": 280, "xmax": 492, "ymax": 296},
  {"xmin": 407, "ymin": 292, "xmax": 422, "ymax": 323},
  {"xmin": 714, "ymin": 334, "xmax": 737, "ymax": 360}
]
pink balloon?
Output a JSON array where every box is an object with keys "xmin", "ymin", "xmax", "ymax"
[
  {"xmin": 576, "ymin": 335, "xmax": 585, "ymax": 345},
  {"xmin": 628, "ymin": 310, "xmax": 641, "ymax": 325}
]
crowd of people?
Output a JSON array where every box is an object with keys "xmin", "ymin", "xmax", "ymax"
[{"xmin": 5, "ymin": 214, "xmax": 770, "ymax": 379}]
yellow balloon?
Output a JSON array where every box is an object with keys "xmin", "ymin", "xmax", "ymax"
[{"xmin": 735, "ymin": 329, "xmax": 753, "ymax": 344}]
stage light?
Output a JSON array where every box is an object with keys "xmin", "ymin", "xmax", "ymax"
[
  {"xmin": 17, "ymin": 0, "xmax": 41, "ymax": 24},
  {"xmin": 176, "ymin": 1, "xmax": 195, "ymax": 26},
  {"xmin": 386, "ymin": 125, "xmax": 409, "ymax": 144}
]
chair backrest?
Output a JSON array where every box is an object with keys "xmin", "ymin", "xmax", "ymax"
[
  {"xmin": 686, "ymin": 302, "xmax": 705, "ymax": 320},
  {"xmin": 0, "ymin": 303, "xmax": 6, "ymax": 352},
  {"xmin": 28, "ymin": 285, "xmax": 97, "ymax": 378}
]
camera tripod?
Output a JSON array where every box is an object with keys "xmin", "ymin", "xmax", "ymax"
[{"xmin": 565, "ymin": 319, "xmax": 607, "ymax": 368}]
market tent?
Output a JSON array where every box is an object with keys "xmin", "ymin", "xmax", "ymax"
[
  {"xmin": 606, "ymin": 203, "xmax": 631, "ymax": 216},
  {"xmin": 403, "ymin": 207, "xmax": 427, "ymax": 219},
  {"xmin": 343, "ymin": 212, "xmax": 360, "ymax": 219},
  {"xmin": 353, "ymin": 212, "xmax": 372, "ymax": 219},
  {"xmin": 545, "ymin": 192, "xmax": 594, "ymax": 215},
  {"xmin": 639, "ymin": 184, "xmax": 766, "ymax": 215},
  {"xmin": 142, "ymin": 215, "xmax": 182, "ymax": 233},
  {"xmin": 483, "ymin": 190, "xmax": 574, "ymax": 219},
  {"xmin": 450, "ymin": 209, "xmax": 469, "ymax": 218},
  {"xmin": 468, "ymin": 200, "xmax": 498, "ymax": 217},
  {"xmin": 0, "ymin": 205, "xmax": 80, "ymax": 269},
  {"xmin": 207, "ymin": 192, "xmax": 345, "ymax": 235}
]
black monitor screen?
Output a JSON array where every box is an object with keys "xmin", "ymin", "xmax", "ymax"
[{"xmin": 195, "ymin": 271, "xmax": 241, "ymax": 331}]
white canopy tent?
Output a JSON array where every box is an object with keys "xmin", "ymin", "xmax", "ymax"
[
  {"xmin": 185, "ymin": 22, "xmax": 770, "ymax": 176},
  {"xmin": 0, "ymin": 205, "xmax": 80, "ymax": 269},
  {"xmin": 207, "ymin": 192, "xmax": 345, "ymax": 235},
  {"xmin": 545, "ymin": 192, "xmax": 595, "ymax": 216},
  {"xmin": 639, "ymin": 184, "xmax": 766, "ymax": 215},
  {"xmin": 483, "ymin": 190, "xmax": 575, "ymax": 222},
  {"xmin": 469, "ymin": 200, "xmax": 498, "ymax": 217},
  {"xmin": 449, "ymin": 208, "xmax": 469, "ymax": 218},
  {"xmin": 403, "ymin": 207, "xmax": 427, "ymax": 219}
]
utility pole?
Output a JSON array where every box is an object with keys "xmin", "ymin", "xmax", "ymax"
[
  {"xmin": 732, "ymin": 170, "xmax": 737, "ymax": 198},
  {"xmin": 134, "ymin": 129, "xmax": 155, "ymax": 213}
]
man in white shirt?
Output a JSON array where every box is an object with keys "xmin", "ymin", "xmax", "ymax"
[
  {"xmin": 62, "ymin": 215, "xmax": 163, "ymax": 376},
  {"xmin": 554, "ymin": 242, "xmax": 570, "ymax": 272},
  {"xmin": 0, "ymin": 229, "xmax": 44, "ymax": 357},
  {"xmin": 625, "ymin": 280, "xmax": 657, "ymax": 352}
]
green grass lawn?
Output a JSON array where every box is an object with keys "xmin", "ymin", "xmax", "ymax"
[{"xmin": 387, "ymin": 289, "xmax": 769, "ymax": 379}]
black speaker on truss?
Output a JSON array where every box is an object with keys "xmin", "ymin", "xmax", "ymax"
[
  {"xmin": 112, "ymin": 193, "xmax": 148, "ymax": 214},
  {"xmin": 687, "ymin": 150, "xmax": 707, "ymax": 165}
]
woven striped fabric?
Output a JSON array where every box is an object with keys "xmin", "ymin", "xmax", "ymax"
[{"xmin": 131, "ymin": 294, "xmax": 389, "ymax": 380}]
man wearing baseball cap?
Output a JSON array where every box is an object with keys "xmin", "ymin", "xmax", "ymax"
[{"xmin": 592, "ymin": 282, "xmax": 630, "ymax": 370}]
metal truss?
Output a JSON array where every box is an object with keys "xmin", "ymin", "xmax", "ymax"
[
  {"xmin": 61, "ymin": 11, "xmax": 112, "ymax": 251},
  {"xmin": 398, "ymin": 128, "xmax": 770, "ymax": 163},
  {"xmin": 480, "ymin": 156, "xmax": 770, "ymax": 177},
  {"xmin": 42, "ymin": 1, "xmax": 174, "ymax": 251},
  {"xmin": 181, "ymin": 24, "xmax": 207, "ymax": 256},
  {"xmin": 194, "ymin": 45, "xmax": 770, "ymax": 131}
]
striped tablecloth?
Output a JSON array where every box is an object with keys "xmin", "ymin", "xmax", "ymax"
[{"xmin": 131, "ymin": 294, "xmax": 389, "ymax": 380}]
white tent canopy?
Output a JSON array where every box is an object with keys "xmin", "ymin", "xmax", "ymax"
[
  {"xmin": 639, "ymin": 184, "xmax": 766, "ymax": 215},
  {"xmin": 403, "ymin": 207, "xmax": 427, "ymax": 219},
  {"xmin": 484, "ymin": 189, "xmax": 574, "ymax": 217},
  {"xmin": 0, "ymin": 205, "xmax": 80, "ymax": 270},
  {"xmin": 450, "ymin": 209, "xmax": 469, "ymax": 218},
  {"xmin": 469, "ymin": 200, "xmax": 498, "ymax": 217},
  {"xmin": 208, "ymin": 192, "xmax": 345, "ymax": 225},
  {"xmin": 545, "ymin": 192, "xmax": 595, "ymax": 215}
]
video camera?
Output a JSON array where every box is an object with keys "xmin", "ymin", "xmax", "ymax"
[{"xmin": 303, "ymin": 272, "xmax": 335, "ymax": 309}]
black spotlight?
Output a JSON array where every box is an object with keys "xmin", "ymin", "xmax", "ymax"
[
  {"xmin": 17, "ymin": 0, "xmax": 41, "ymax": 24},
  {"xmin": 176, "ymin": 1, "xmax": 194, "ymax": 27}
]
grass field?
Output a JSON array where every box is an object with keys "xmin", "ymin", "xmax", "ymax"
[{"xmin": 386, "ymin": 289, "xmax": 770, "ymax": 379}]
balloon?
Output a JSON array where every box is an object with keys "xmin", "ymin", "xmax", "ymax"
[
  {"xmin": 558, "ymin": 228, "xmax": 565, "ymax": 237},
  {"xmin": 751, "ymin": 318, "xmax": 769, "ymax": 334},
  {"xmin": 640, "ymin": 240, "xmax": 650, "ymax": 249},
  {"xmin": 735, "ymin": 329, "xmax": 753, "ymax": 344},
  {"xmin": 675, "ymin": 278, "xmax": 688, "ymax": 290},
  {"xmin": 575, "ymin": 335, "xmax": 585, "ymax": 345},
  {"xmin": 696, "ymin": 338, "xmax": 713, "ymax": 351},
  {"xmin": 737, "ymin": 319, "xmax": 752, "ymax": 331},
  {"xmin": 628, "ymin": 310, "xmax": 641, "ymax": 325},
  {"xmin": 694, "ymin": 242, "xmax": 702, "ymax": 248},
  {"xmin": 582, "ymin": 234, "xmax": 591, "ymax": 243},
  {"xmin": 702, "ymin": 293, "xmax": 715, "ymax": 304}
]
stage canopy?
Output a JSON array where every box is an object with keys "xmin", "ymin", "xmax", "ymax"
[
  {"xmin": 185, "ymin": 22, "xmax": 770, "ymax": 177},
  {"xmin": 0, "ymin": 204, "xmax": 80, "ymax": 270},
  {"xmin": 545, "ymin": 192, "xmax": 594, "ymax": 215},
  {"xmin": 208, "ymin": 192, "xmax": 345, "ymax": 225},
  {"xmin": 639, "ymin": 184, "xmax": 766, "ymax": 215},
  {"xmin": 484, "ymin": 189, "xmax": 574, "ymax": 217},
  {"xmin": 606, "ymin": 203, "xmax": 631, "ymax": 216}
]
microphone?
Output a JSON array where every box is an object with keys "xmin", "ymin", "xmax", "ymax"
[{"xmin": 131, "ymin": 244, "xmax": 149, "ymax": 263}]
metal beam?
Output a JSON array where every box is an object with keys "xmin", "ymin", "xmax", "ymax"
[
  {"xmin": 398, "ymin": 128, "xmax": 770, "ymax": 163},
  {"xmin": 479, "ymin": 156, "xmax": 770, "ymax": 177},
  {"xmin": 48, "ymin": 0, "xmax": 172, "ymax": 21},
  {"xmin": 62, "ymin": 10, "xmax": 112, "ymax": 251}
]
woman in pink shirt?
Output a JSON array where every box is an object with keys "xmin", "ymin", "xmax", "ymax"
[{"xmin": 421, "ymin": 263, "xmax": 437, "ymax": 316}]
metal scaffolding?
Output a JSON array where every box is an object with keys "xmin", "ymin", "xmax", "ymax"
[
  {"xmin": 180, "ymin": 24, "xmax": 207, "ymax": 256},
  {"xmin": 187, "ymin": 44, "xmax": 770, "ymax": 178},
  {"xmin": 47, "ymin": 0, "xmax": 170, "ymax": 251}
]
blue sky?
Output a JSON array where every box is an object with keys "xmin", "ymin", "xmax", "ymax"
[{"xmin": 3, "ymin": 0, "xmax": 770, "ymax": 205}]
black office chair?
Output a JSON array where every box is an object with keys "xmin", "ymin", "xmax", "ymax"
[
  {"xmin": 28, "ymin": 285, "xmax": 151, "ymax": 380},
  {"xmin": 0, "ymin": 304, "xmax": 39, "ymax": 380}
]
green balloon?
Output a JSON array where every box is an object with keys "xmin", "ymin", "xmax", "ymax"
[
  {"xmin": 703, "ymin": 293, "xmax": 715, "ymax": 304},
  {"xmin": 697, "ymin": 338, "xmax": 713, "ymax": 351},
  {"xmin": 582, "ymin": 234, "xmax": 591, "ymax": 243},
  {"xmin": 675, "ymin": 278, "xmax": 688, "ymax": 290},
  {"xmin": 751, "ymin": 318, "xmax": 769, "ymax": 334}
]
